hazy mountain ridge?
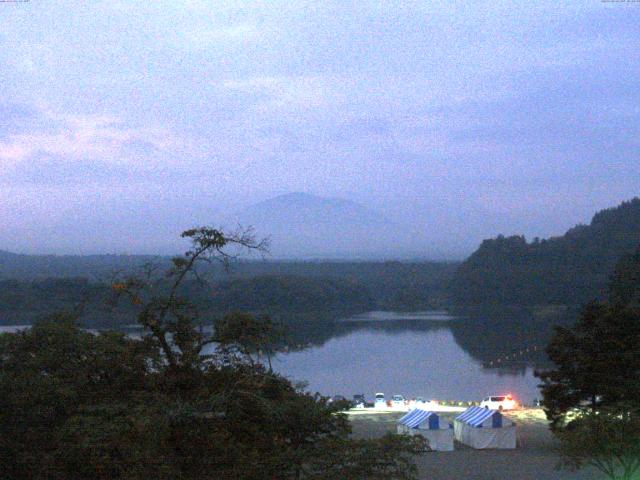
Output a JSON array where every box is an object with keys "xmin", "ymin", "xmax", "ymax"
[
  {"xmin": 225, "ymin": 192, "xmax": 419, "ymax": 259},
  {"xmin": 234, "ymin": 192, "xmax": 391, "ymax": 227},
  {"xmin": 0, "ymin": 192, "xmax": 454, "ymax": 261},
  {"xmin": 449, "ymin": 197, "xmax": 640, "ymax": 306}
]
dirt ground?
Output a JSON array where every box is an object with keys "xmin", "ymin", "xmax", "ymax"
[{"xmin": 348, "ymin": 409, "xmax": 602, "ymax": 480}]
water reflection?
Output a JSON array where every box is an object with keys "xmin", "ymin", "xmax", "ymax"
[
  {"xmin": 274, "ymin": 322, "xmax": 543, "ymax": 404},
  {"xmin": 448, "ymin": 306, "xmax": 578, "ymax": 367},
  {"xmin": 1, "ymin": 308, "xmax": 576, "ymax": 404},
  {"xmin": 273, "ymin": 308, "xmax": 577, "ymax": 404}
]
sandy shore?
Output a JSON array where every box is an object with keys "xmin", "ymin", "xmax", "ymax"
[
  {"xmin": 349, "ymin": 408, "xmax": 601, "ymax": 480},
  {"xmin": 345, "ymin": 403, "xmax": 466, "ymax": 415}
]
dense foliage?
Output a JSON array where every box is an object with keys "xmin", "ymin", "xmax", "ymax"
[
  {"xmin": 0, "ymin": 262, "xmax": 455, "ymax": 327},
  {"xmin": 609, "ymin": 245, "xmax": 640, "ymax": 309},
  {"xmin": 556, "ymin": 405, "xmax": 640, "ymax": 480},
  {"xmin": 538, "ymin": 303, "xmax": 640, "ymax": 428},
  {"xmin": 0, "ymin": 317, "xmax": 423, "ymax": 480},
  {"xmin": 449, "ymin": 197, "xmax": 640, "ymax": 306},
  {"xmin": 0, "ymin": 277, "xmax": 111, "ymax": 321},
  {"xmin": 0, "ymin": 275, "xmax": 374, "ymax": 325},
  {"xmin": 537, "ymin": 250, "xmax": 640, "ymax": 479},
  {"xmin": 0, "ymin": 250, "xmax": 163, "ymax": 280},
  {"xmin": 0, "ymin": 227, "xmax": 424, "ymax": 480},
  {"xmin": 200, "ymin": 275, "xmax": 373, "ymax": 313},
  {"xmin": 210, "ymin": 261, "xmax": 456, "ymax": 309}
]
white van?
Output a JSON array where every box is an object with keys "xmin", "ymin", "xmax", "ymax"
[
  {"xmin": 479, "ymin": 394, "xmax": 517, "ymax": 411},
  {"xmin": 374, "ymin": 393, "xmax": 386, "ymax": 407}
]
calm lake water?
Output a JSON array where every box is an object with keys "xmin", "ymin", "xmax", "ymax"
[
  {"xmin": 272, "ymin": 311, "xmax": 545, "ymax": 405},
  {"xmin": 1, "ymin": 310, "xmax": 554, "ymax": 404}
]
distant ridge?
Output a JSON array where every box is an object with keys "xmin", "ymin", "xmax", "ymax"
[
  {"xmin": 225, "ymin": 192, "xmax": 416, "ymax": 259},
  {"xmin": 449, "ymin": 197, "xmax": 640, "ymax": 306},
  {"xmin": 0, "ymin": 251, "xmax": 164, "ymax": 280}
]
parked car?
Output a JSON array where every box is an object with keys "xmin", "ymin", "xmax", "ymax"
[
  {"xmin": 352, "ymin": 394, "xmax": 367, "ymax": 407},
  {"xmin": 391, "ymin": 394, "xmax": 406, "ymax": 407},
  {"xmin": 374, "ymin": 392, "xmax": 386, "ymax": 407},
  {"xmin": 328, "ymin": 395, "xmax": 347, "ymax": 404},
  {"xmin": 480, "ymin": 394, "xmax": 517, "ymax": 411}
]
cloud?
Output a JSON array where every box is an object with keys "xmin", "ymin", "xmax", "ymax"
[
  {"xmin": 0, "ymin": 2, "xmax": 639, "ymax": 255},
  {"xmin": 0, "ymin": 107, "xmax": 178, "ymax": 170},
  {"xmin": 220, "ymin": 75, "xmax": 336, "ymax": 112},
  {"xmin": 184, "ymin": 23, "xmax": 260, "ymax": 48}
]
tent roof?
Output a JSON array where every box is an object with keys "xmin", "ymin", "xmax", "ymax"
[
  {"xmin": 455, "ymin": 406, "xmax": 500, "ymax": 427},
  {"xmin": 398, "ymin": 409, "xmax": 437, "ymax": 428}
]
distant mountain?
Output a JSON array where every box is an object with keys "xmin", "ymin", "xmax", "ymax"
[
  {"xmin": 449, "ymin": 197, "xmax": 640, "ymax": 306},
  {"xmin": 225, "ymin": 192, "xmax": 416, "ymax": 259}
]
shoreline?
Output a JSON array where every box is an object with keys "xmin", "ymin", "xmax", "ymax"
[{"xmin": 344, "ymin": 403, "xmax": 467, "ymax": 415}]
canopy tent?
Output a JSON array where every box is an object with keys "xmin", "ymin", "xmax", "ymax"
[
  {"xmin": 453, "ymin": 406, "xmax": 516, "ymax": 449},
  {"xmin": 397, "ymin": 409, "xmax": 454, "ymax": 451}
]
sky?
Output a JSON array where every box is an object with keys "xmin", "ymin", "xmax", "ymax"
[{"xmin": 1, "ymin": 1, "xmax": 639, "ymax": 257}]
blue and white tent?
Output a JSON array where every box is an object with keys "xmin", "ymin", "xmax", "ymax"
[
  {"xmin": 456, "ymin": 406, "xmax": 505, "ymax": 427},
  {"xmin": 398, "ymin": 409, "xmax": 441, "ymax": 429},
  {"xmin": 453, "ymin": 407, "xmax": 516, "ymax": 449},
  {"xmin": 397, "ymin": 409, "xmax": 454, "ymax": 451}
]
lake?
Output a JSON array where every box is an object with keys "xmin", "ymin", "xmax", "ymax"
[
  {"xmin": 1, "ymin": 309, "xmax": 558, "ymax": 405},
  {"xmin": 271, "ymin": 310, "xmax": 548, "ymax": 405}
]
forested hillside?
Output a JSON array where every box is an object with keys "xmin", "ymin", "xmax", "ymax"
[
  {"xmin": 0, "ymin": 276, "xmax": 374, "ymax": 327},
  {"xmin": 449, "ymin": 198, "xmax": 640, "ymax": 306},
  {"xmin": 609, "ymin": 245, "xmax": 640, "ymax": 308},
  {"xmin": 0, "ymin": 261, "xmax": 457, "ymax": 327},
  {"xmin": 0, "ymin": 252, "xmax": 455, "ymax": 304},
  {"xmin": 0, "ymin": 251, "xmax": 164, "ymax": 280}
]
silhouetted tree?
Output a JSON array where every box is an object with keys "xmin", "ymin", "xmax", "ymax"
[
  {"xmin": 556, "ymin": 404, "xmax": 640, "ymax": 480},
  {"xmin": 0, "ymin": 227, "xmax": 424, "ymax": 480},
  {"xmin": 537, "ymin": 285, "xmax": 640, "ymax": 479}
]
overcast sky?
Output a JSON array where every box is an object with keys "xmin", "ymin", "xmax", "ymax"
[{"xmin": 1, "ymin": 1, "xmax": 639, "ymax": 257}]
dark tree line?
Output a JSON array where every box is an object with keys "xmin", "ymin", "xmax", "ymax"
[
  {"xmin": 0, "ymin": 275, "xmax": 374, "ymax": 324},
  {"xmin": 449, "ymin": 197, "xmax": 640, "ymax": 306},
  {"xmin": 0, "ymin": 264, "xmax": 455, "ymax": 327}
]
